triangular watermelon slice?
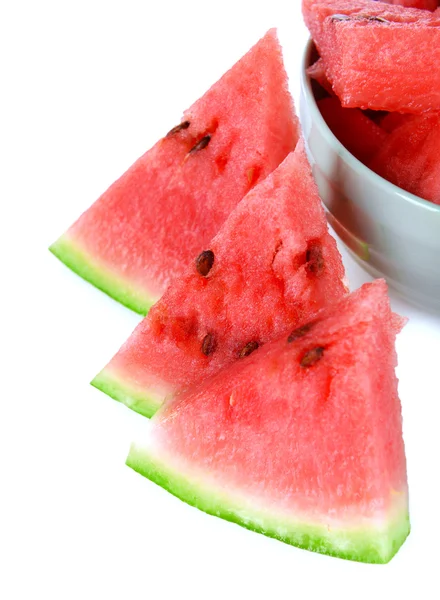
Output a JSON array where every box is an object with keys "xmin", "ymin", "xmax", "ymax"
[
  {"xmin": 49, "ymin": 29, "xmax": 299, "ymax": 314},
  {"xmin": 127, "ymin": 280, "xmax": 410, "ymax": 563},
  {"xmin": 92, "ymin": 142, "xmax": 347, "ymax": 417}
]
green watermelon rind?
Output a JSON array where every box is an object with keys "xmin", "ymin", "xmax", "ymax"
[
  {"xmin": 91, "ymin": 370, "xmax": 162, "ymax": 418},
  {"xmin": 127, "ymin": 443, "xmax": 410, "ymax": 564},
  {"xmin": 49, "ymin": 235, "xmax": 156, "ymax": 315}
]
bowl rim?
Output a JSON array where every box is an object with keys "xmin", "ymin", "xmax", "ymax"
[{"xmin": 300, "ymin": 38, "xmax": 440, "ymax": 215}]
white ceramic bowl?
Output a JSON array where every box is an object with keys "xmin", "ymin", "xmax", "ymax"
[{"xmin": 299, "ymin": 40, "xmax": 440, "ymax": 311}]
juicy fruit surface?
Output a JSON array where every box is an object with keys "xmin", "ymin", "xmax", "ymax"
[
  {"xmin": 306, "ymin": 58, "xmax": 334, "ymax": 95},
  {"xmin": 317, "ymin": 96, "xmax": 387, "ymax": 163},
  {"xmin": 302, "ymin": 0, "xmax": 440, "ymax": 113},
  {"xmin": 379, "ymin": 111, "xmax": 410, "ymax": 133},
  {"xmin": 369, "ymin": 112, "xmax": 440, "ymax": 204},
  {"xmin": 383, "ymin": 0, "xmax": 438, "ymax": 9},
  {"xmin": 127, "ymin": 280, "xmax": 409, "ymax": 563},
  {"xmin": 93, "ymin": 143, "xmax": 347, "ymax": 417},
  {"xmin": 50, "ymin": 29, "xmax": 299, "ymax": 313}
]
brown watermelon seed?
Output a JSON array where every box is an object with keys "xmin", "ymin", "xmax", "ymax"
[
  {"xmin": 196, "ymin": 250, "xmax": 215, "ymax": 276},
  {"xmin": 166, "ymin": 120, "xmax": 190, "ymax": 137},
  {"xmin": 306, "ymin": 242, "xmax": 324, "ymax": 275},
  {"xmin": 189, "ymin": 135, "xmax": 211, "ymax": 154},
  {"xmin": 300, "ymin": 347, "xmax": 324, "ymax": 368},
  {"xmin": 239, "ymin": 341, "xmax": 259, "ymax": 359},
  {"xmin": 201, "ymin": 333, "xmax": 216, "ymax": 356},
  {"xmin": 287, "ymin": 322, "xmax": 314, "ymax": 343}
]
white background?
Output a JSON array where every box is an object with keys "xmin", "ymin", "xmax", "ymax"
[{"xmin": 2, "ymin": 1, "xmax": 440, "ymax": 598}]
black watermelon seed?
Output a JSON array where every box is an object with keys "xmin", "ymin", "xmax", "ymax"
[
  {"xmin": 189, "ymin": 135, "xmax": 211, "ymax": 154},
  {"xmin": 166, "ymin": 120, "xmax": 190, "ymax": 137},
  {"xmin": 287, "ymin": 322, "xmax": 314, "ymax": 343},
  {"xmin": 300, "ymin": 347, "xmax": 324, "ymax": 368},
  {"xmin": 239, "ymin": 341, "xmax": 259, "ymax": 359},
  {"xmin": 196, "ymin": 250, "xmax": 215, "ymax": 276},
  {"xmin": 201, "ymin": 333, "xmax": 216, "ymax": 356}
]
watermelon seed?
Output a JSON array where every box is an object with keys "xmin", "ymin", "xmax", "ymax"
[
  {"xmin": 239, "ymin": 341, "xmax": 259, "ymax": 358},
  {"xmin": 288, "ymin": 323, "xmax": 313, "ymax": 343},
  {"xmin": 189, "ymin": 135, "xmax": 211, "ymax": 154},
  {"xmin": 331, "ymin": 13, "xmax": 389, "ymax": 24},
  {"xmin": 246, "ymin": 165, "xmax": 262, "ymax": 188},
  {"xmin": 330, "ymin": 14, "xmax": 350, "ymax": 21},
  {"xmin": 300, "ymin": 347, "xmax": 324, "ymax": 368},
  {"xmin": 306, "ymin": 242, "xmax": 324, "ymax": 275},
  {"xmin": 166, "ymin": 120, "xmax": 190, "ymax": 137},
  {"xmin": 357, "ymin": 14, "xmax": 390, "ymax": 23},
  {"xmin": 201, "ymin": 333, "xmax": 216, "ymax": 356},
  {"xmin": 196, "ymin": 250, "xmax": 215, "ymax": 276}
]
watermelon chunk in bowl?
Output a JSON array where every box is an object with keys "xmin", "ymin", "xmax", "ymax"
[
  {"xmin": 92, "ymin": 141, "xmax": 347, "ymax": 417},
  {"xmin": 306, "ymin": 57, "xmax": 334, "ymax": 95},
  {"xmin": 302, "ymin": 0, "xmax": 440, "ymax": 113},
  {"xmin": 300, "ymin": 38, "xmax": 440, "ymax": 310},
  {"xmin": 317, "ymin": 96, "xmax": 387, "ymax": 164},
  {"xmin": 127, "ymin": 280, "xmax": 410, "ymax": 564},
  {"xmin": 369, "ymin": 112, "xmax": 440, "ymax": 205},
  {"xmin": 50, "ymin": 29, "xmax": 299, "ymax": 314}
]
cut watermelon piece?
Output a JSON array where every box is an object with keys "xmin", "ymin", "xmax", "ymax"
[
  {"xmin": 302, "ymin": 0, "xmax": 440, "ymax": 113},
  {"xmin": 127, "ymin": 280, "xmax": 410, "ymax": 563},
  {"xmin": 92, "ymin": 142, "xmax": 347, "ymax": 417},
  {"xmin": 382, "ymin": 0, "xmax": 437, "ymax": 10},
  {"xmin": 306, "ymin": 57, "xmax": 334, "ymax": 95},
  {"xmin": 379, "ymin": 112, "xmax": 411, "ymax": 133},
  {"xmin": 317, "ymin": 96, "xmax": 388, "ymax": 163},
  {"xmin": 50, "ymin": 29, "xmax": 299, "ymax": 314},
  {"xmin": 368, "ymin": 112, "xmax": 440, "ymax": 204}
]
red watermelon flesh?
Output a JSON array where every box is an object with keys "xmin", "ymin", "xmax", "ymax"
[
  {"xmin": 382, "ymin": 0, "xmax": 437, "ymax": 10},
  {"xmin": 306, "ymin": 58, "xmax": 334, "ymax": 95},
  {"xmin": 92, "ymin": 142, "xmax": 347, "ymax": 417},
  {"xmin": 369, "ymin": 112, "xmax": 440, "ymax": 204},
  {"xmin": 379, "ymin": 111, "xmax": 411, "ymax": 133},
  {"xmin": 317, "ymin": 97, "xmax": 388, "ymax": 163},
  {"xmin": 127, "ymin": 280, "xmax": 410, "ymax": 563},
  {"xmin": 49, "ymin": 29, "xmax": 299, "ymax": 315},
  {"xmin": 302, "ymin": 0, "xmax": 440, "ymax": 113}
]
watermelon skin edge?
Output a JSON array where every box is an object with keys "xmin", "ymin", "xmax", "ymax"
[
  {"xmin": 127, "ymin": 445, "xmax": 411, "ymax": 564},
  {"xmin": 49, "ymin": 235, "xmax": 156, "ymax": 315},
  {"xmin": 91, "ymin": 370, "xmax": 162, "ymax": 418}
]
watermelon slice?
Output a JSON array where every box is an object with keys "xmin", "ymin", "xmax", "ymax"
[
  {"xmin": 317, "ymin": 96, "xmax": 388, "ymax": 163},
  {"xmin": 127, "ymin": 280, "xmax": 410, "ymax": 564},
  {"xmin": 302, "ymin": 0, "xmax": 440, "ymax": 113},
  {"xmin": 369, "ymin": 112, "xmax": 440, "ymax": 204},
  {"xmin": 92, "ymin": 142, "xmax": 347, "ymax": 417},
  {"xmin": 49, "ymin": 29, "xmax": 299, "ymax": 314}
]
